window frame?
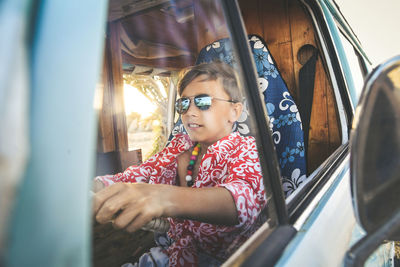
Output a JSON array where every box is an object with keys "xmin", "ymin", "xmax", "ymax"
[
  {"xmin": 221, "ymin": 0, "xmax": 288, "ymax": 223},
  {"xmin": 220, "ymin": 0, "xmax": 298, "ymax": 264},
  {"xmin": 336, "ymin": 26, "xmax": 370, "ymax": 100}
]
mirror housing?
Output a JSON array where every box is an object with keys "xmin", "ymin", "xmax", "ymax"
[{"xmin": 347, "ymin": 55, "xmax": 400, "ymax": 266}]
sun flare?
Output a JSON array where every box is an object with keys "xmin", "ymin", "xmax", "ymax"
[{"xmin": 124, "ymin": 83, "xmax": 157, "ymax": 118}]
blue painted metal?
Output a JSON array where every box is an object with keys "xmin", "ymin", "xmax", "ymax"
[
  {"xmin": 7, "ymin": 0, "xmax": 108, "ymax": 266},
  {"xmin": 276, "ymin": 159, "xmax": 354, "ymax": 266}
]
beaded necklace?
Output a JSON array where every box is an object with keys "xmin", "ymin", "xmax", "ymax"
[{"xmin": 185, "ymin": 143, "xmax": 201, "ymax": 187}]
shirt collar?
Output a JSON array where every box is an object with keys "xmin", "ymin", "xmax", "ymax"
[{"xmin": 181, "ymin": 131, "xmax": 241, "ymax": 154}]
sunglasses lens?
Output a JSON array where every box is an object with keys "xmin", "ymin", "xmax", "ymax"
[
  {"xmin": 194, "ymin": 95, "xmax": 212, "ymax": 110},
  {"xmin": 175, "ymin": 95, "xmax": 212, "ymax": 114},
  {"xmin": 175, "ymin": 98, "xmax": 190, "ymax": 114}
]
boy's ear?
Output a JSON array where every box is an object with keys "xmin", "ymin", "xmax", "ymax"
[{"xmin": 229, "ymin": 102, "xmax": 243, "ymax": 123}]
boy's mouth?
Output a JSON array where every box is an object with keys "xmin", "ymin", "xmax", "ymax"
[{"xmin": 187, "ymin": 123, "xmax": 201, "ymax": 128}]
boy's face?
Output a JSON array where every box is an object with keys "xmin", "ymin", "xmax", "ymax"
[{"xmin": 180, "ymin": 75, "xmax": 242, "ymax": 146}]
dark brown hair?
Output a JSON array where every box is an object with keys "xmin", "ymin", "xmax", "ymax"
[{"xmin": 178, "ymin": 61, "xmax": 243, "ymax": 102}]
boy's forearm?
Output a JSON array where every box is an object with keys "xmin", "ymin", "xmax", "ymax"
[
  {"xmin": 162, "ymin": 185, "xmax": 239, "ymax": 226},
  {"xmin": 93, "ymin": 183, "xmax": 239, "ymax": 233}
]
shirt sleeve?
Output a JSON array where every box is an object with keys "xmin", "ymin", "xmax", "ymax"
[
  {"xmin": 95, "ymin": 134, "xmax": 190, "ymax": 187},
  {"xmin": 94, "ymin": 153, "xmax": 160, "ymax": 186},
  {"xmin": 218, "ymin": 137, "xmax": 267, "ymax": 229}
]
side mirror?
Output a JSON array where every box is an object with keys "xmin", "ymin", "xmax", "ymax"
[{"xmin": 346, "ymin": 55, "xmax": 400, "ymax": 266}]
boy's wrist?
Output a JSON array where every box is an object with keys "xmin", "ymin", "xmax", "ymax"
[{"xmin": 158, "ymin": 184, "xmax": 181, "ymax": 218}]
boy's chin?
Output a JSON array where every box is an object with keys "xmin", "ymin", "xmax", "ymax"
[
  {"xmin": 187, "ymin": 133, "xmax": 200, "ymax": 142},
  {"xmin": 187, "ymin": 135, "xmax": 220, "ymax": 146},
  {"xmin": 186, "ymin": 133, "xmax": 205, "ymax": 144}
]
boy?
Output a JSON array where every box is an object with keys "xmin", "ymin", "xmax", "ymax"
[{"xmin": 93, "ymin": 62, "xmax": 267, "ymax": 266}]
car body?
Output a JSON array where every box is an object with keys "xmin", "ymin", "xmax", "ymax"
[{"xmin": 0, "ymin": 0, "xmax": 397, "ymax": 266}]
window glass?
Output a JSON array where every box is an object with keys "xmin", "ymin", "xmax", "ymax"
[
  {"xmin": 93, "ymin": 0, "xmax": 272, "ymax": 266},
  {"xmin": 339, "ymin": 31, "xmax": 366, "ymax": 101}
]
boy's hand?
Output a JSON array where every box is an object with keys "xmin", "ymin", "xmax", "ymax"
[{"xmin": 93, "ymin": 183, "xmax": 171, "ymax": 233}]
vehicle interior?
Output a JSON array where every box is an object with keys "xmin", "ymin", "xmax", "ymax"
[{"xmin": 92, "ymin": 0, "xmax": 345, "ymax": 265}]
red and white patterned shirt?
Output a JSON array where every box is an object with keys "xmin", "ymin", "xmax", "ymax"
[{"xmin": 97, "ymin": 132, "xmax": 267, "ymax": 266}]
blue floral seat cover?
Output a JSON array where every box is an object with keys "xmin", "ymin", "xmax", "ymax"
[{"xmin": 171, "ymin": 35, "xmax": 307, "ymax": 197}]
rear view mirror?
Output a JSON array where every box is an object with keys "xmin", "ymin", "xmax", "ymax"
[{"xmin": 347, "ymin": 55, "xmax": 400, "ymax": 266}]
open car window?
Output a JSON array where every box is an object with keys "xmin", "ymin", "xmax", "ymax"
[
  {"xmin": 93, "ymin": 0, "xmax": 356, "ymax": 264},
  {"xmin": 93, "ymin": 1, "xmax": 278, "ymax": 266}
]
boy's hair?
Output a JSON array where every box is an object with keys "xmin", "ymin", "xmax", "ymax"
[{"xmin": 178, "ymin": 61, "xmax": 243, "ymax": 102}]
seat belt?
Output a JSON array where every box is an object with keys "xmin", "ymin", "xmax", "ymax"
[{"xmin": 298, "ymin": 47, "xmax": 318, "ymax": 161}]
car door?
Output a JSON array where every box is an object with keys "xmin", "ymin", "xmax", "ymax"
[{"xmin": 3, "ymin": 0, "xmax": 395, "ymax": 266}]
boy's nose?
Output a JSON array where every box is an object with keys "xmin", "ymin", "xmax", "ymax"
[{"xmin": 185, "ymin": 101, "xmax": 199, "ymax": 116}]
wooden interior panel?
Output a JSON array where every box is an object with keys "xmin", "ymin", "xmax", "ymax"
[
  {"xmin": 98, "ymin": 48, "xmax": 116, "ymax": 153},
  {"xmin": 122, "ymin": 51, "xmax": 193, "ymax": 70},
  {"xmin": 263, "ymin": 0, "xmax": 297, "ymax": 100},
  {"xmin": 122, "ymin": 10, "xmax": 196, "ymax": 51},
  {"xmin": 237, "ymin": 0, "xmax": 341, "ymax": 173},
  {"xmin": 239, "ymin": 0, "xmax": 297, "ymax": 101},
  {"xmin": 288, "ymin": 0, "xmax": 315, "ymax": 101},
  {"xmin": 193, "ymin": 0, "xmax": 229, "ymax": 52},
  {"xmin": 239, "ymin": 0, "xmax": 263, "ymax": 36},
  {"xmin": 95, "ymin": 150, "xmax": 142, "ymax": 177},
  {"xmin": 120, "ymin": 150, "xmax": 143, "ymax": 170},
  {"xmin": 307, "ymin": 58, "xmax": 330, "ymax": 171},
  {"xmin": 274, "ymin": 41, "xmax": 297, "ymax": 100},
  {"xmin": 119, "ymin": 7, "xmax": 197, "ymax": 69},
  {"xmin": 261, "ymin": 0, "xmax": 291, "ymax": 44},
  {"xmin": 107, "ymin": 22, "xmax": 129, "ymax": 152},
  {"xmin": 98, "ymin": 22, "xmax": 144, "ymax": 170}
]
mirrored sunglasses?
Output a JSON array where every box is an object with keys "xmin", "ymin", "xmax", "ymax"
[{"xmin": 175, "ymin": 94, "xmax": 237, "ymax": 115}]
